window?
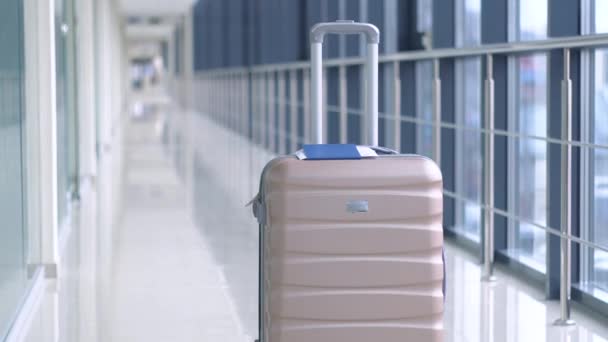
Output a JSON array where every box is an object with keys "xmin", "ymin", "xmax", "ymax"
[
  {"xmin": 417, "ymin": 0, "xmax": 433, "ymax": 35},
  {"xmin": 416, "ymin": 61, "xmax": 434, "ymax": 157},
  {"xmin": 174, "ymin": 24, "xmax": 182, "ymax": 75},
  {"xmin": 415, "ymin": 0, "xmax": 434, "ymax": 158},
  {"xmin": 55, "ymin": 0, "xmax": 78, "ymax": 227},
  {"xmin": 454, "ymin": 0, "xmax": 482, "ymax": 242},
  {"xmin": 583, "ymin": 0, "xmax": 608, "ymax": 295},
  {"xmin": 507, "ymin": 0, "xmax": 548, "ymax": 272},
  {"xmin": 0, "ymin": 0, "xmax": 29, "ymax": 337}
]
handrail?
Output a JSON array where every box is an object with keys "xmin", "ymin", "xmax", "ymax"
[
  {"xmin": 381, "ymin": 32, "xmax": 608, "ymax": 62},
  {"xmin": 195, "ymin": 32, "xmax": 608, "ymax": 76}
]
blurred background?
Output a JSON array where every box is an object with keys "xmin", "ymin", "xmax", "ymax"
[{"xmin": 1, "ymin": 0, "xmax": 608, "ymax": 341}]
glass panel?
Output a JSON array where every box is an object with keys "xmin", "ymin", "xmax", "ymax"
[
  {"xmin": 55, "ymin": 0, "xmax": 68, "ymax": 223},
  {"xmin": 55, "ymin": 0, "xmax": 77, "ymax": 226},
  {"xmin": 459, "ymin": 0, "xmax": 481, "ymax": 46},
  {"xmin": 416, "ymin": 0, "xmax": 433, "ymax": 33},
  {"xmin": 595, "ymin": 0, "xmax": 608, "ymax": 34},
  {"xmin": 583, "ymin": 0, "xmax": 608, "ymax": 300},
  {"xmin": 454, "ymin": 58, "xmax": 482, "ymax": 241},
  {"xmin": 454, "ymin": 0, "xmax": 482, "ymax": 241},
  {"xmin": 415, "ymin": 61, "xmax": 434, "ymax": 157},
  {"xmin": 514, "ymin": 54, "xmax": 547, "ymax": 270},
  {"xmin": 415, "ymin": 0, "xmax": 434, "ymax": 157},
  {"xmin": 593, "ymin": 145, "xmax": 608, "ymax": 290},
  {"xmin": 509, "ymin": 0, "xmax": 548, "ymax": 271},
  {"xmin": 0, "ymin": 0, "xmax": 29, "ymax": 338},
  {"xmin": 591, "ymin": 0, "xmax": 608, "ymax": 293},
  {"xmin": 517, "ymin": 0, "xmax": 547, "ymax": 41}
]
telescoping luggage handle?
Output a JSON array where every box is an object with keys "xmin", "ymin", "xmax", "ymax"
[{"xmin": 310, "ymin": 20, "xmax": 380, "ymax": 146}]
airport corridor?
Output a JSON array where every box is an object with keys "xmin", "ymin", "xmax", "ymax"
[{"xmin": 102, "ymin": 109, "xmax": 608, "ymax": 342}]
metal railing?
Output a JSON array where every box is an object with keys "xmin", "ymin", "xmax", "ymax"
[{"xmin": 192, "ymin": 32, "xmax": 608, "ymax": 325}]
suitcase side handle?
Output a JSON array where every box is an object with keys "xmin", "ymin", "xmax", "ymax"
[{"xmin": 310, "ymin": 20, "xmax": 380, "ymax": 146}]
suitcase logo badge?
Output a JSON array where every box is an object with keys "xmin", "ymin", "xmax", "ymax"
[{"xmin": 346, "ymin": 199, "xmax": 369, "ymax": 213}]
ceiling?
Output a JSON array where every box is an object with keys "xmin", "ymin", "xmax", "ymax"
[
  {"xmin": 118, "ymin": 0, "xmax": 197, "ymax": 18},
  {"xmin": 126, "ymin": 23, "xmax": 175, "ymax": 41},
  {"xmin": 120, "ymin": 0, "xmax": 197, "ymax": 43},
  {"xmin": 127, "ymin": 41, "xmax": 161, "ymax": 59}
]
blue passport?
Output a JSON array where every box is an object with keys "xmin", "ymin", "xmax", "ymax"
[{"xmin": 302, "ymin": 144, "xmax": 361, "ymax": 160}]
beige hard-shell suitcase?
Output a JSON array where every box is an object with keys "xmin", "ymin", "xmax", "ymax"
[{"xmin": 252, "ymin": 21, "xmax": 444, "ymax": 342}]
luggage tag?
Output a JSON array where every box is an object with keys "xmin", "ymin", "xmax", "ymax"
[{"xmin": 295, "ymin": 144, "xmax": 378, "ymax": 160}]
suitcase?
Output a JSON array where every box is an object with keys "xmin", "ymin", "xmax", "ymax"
[{"xmin": 252, "ymin": 21, "xmax": 445, "ymax": 342}]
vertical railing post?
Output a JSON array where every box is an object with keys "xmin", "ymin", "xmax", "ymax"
[
  {"xmin": 258, "ymin": 73, "xmax": 263, "ymax": 145},
  {"xmin": 212, "ymin": 76, "xmax": 216, "ymax": 121},
  {"xmin": 278, "ymin": 71, "xmax": 286, "ymax": 154},
  {"xmin": 262, "ymin": 72, "xmax": 268, "ymax": 149},
  {"xmin": 224, "ymin": 75, "xmax": 227, "ymax": 126},
  {"xmin": 224, "ymin": 75, "xmax": 228, "ymax": 126},
  {"xmin": 240, "ymin": 71, "xmax": 245, "ymax": 135},
  {"xmin": 229, "ymin": 74, "xmax": 234, "ymax": 130},
  {"xmin": 237, "ymin": 73, "xmax": 241, "ymax": 133},
  {"xmin": 482, "ymin": 54, "xmax": 497, "ymax": 282},
  {"xmin": 228, "ymin": 74, "xmax": 232, "ymax": 129},
  {"xmin": 234, "ymin": 73, "xmax": 238, "ymax": 133},
  {"xmin": 339, "ymin": 65, "xmax": 348, "ymax": 144},
  {"xmin": 303, "ymin": 69, "xmax": 311, "ymax": 144},
  {"xmin": 240, "ymin": 72, "xmax": 245, "ymax": 134},
  {"xmin": 237, "ymin": 73, "xmax": 241, "ymax": 135},
  {"xmin": 311, "ymin": 42, "xmax": 323, "ymax": 144},
  {"xmin": 323, "ymin": 68, "xmax": 328, "ymax": 144},
  {"xmin": 226, "ymin": 74, "xmax": 231, "ymax": 130},
  {"xmin": 240, "ymin": 72, "xmax": 250, "ymax": 139},
  {"xmin": 269, "ymin": 72, "xmax": 276, "ymax": 152},
  {"xmin": 221, "ymin": 75, "xmax": 225, "ymax": 126},
  {"xmin": 232, "ymin": 74, "xmax": 236, "ymax": 130},
  {"xmin": 227, "ymin": 74, "xmax": 231, "ymax": 128},
  {"xmin": 432, "ymin": 59, "xmax": 442, "ymax": 166},
  {"xmin": 253, "ymin": 73, "xmax": 258, "ymax": 144},
  {"xmin": 234, "ymin": 73, "xmax": 237, "ymax": 132},
  {"xmin": 241, "ymin": 72, "xmax": 245, "ymax": 135},
  {"xmin": 221, "ymin": 76, "xmax": 225, "ymax": 126},
  {"xmin": 393, "ymin": 61, "xmax": 401, "ymax": 151},
  {"xmin": 264, "ymin": 71, "xmax": 274, "ymax": 152},
  {"xmin": 554, "ymin": 48, "xmax": 576, "ymax": 326},
  {"xmin": 234, "ymin": 73, "xmax": 238, "ymax": 131},
  {"xmin": 235, "ymin": 73, "xmax": 238, "ymax": 132},
  {"xmin": 290, "ymin": 70, "xmax": 298, "ymax": 150},
  {"xmin": 217, "ymin": 75, "xmax": 220, "ymax": 123},
  {"xmin": 210, "ymin": 76, "xmax": 214, "ymax": 121},
  {"xmin": 244, "ymin": 71, "xmax": 249, "ymax": 138}
]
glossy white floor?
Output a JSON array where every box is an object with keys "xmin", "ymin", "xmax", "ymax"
[{"xmin": 18, "ymin": 111, "xmax": 608, "ymax": 341}]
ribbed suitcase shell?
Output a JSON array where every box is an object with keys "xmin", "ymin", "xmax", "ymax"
[{"xmin": 258, "ymin": 155, "xmax": 444, "ymax": 342}]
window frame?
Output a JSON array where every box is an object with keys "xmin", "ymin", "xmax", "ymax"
[
  {"xmin": 576, "ymin": 16, "xmax": 608, "ymax": 308},
  {"xmin": 2, "ymin": 0, "xmax": 63, "ymax": 338},
  {"xmin": 579, "ymin": 0, "xmax": 608, "ymax": 298},
  {"xmin": 580, "ymin": 0, "xmax": 595, "ymax": 287},
  {"xmin": 22, "ymin": 0, "xmax": 60, "ymax": 271},
  {"xmin": 55, "ymin": 0, "xmax": 80, "ymax": 234}
]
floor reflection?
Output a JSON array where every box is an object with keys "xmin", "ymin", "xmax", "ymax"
[
  {"xmin": 19, "ymin": 110, "xmax": 608, "ymax": 342},
  {"xmin": 444, "ymin": 245, "xmax": 608, "ymax": 342},
  {"xmin": 189, "ymin": 114, "xmax": 608, "ymax": 342}
]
